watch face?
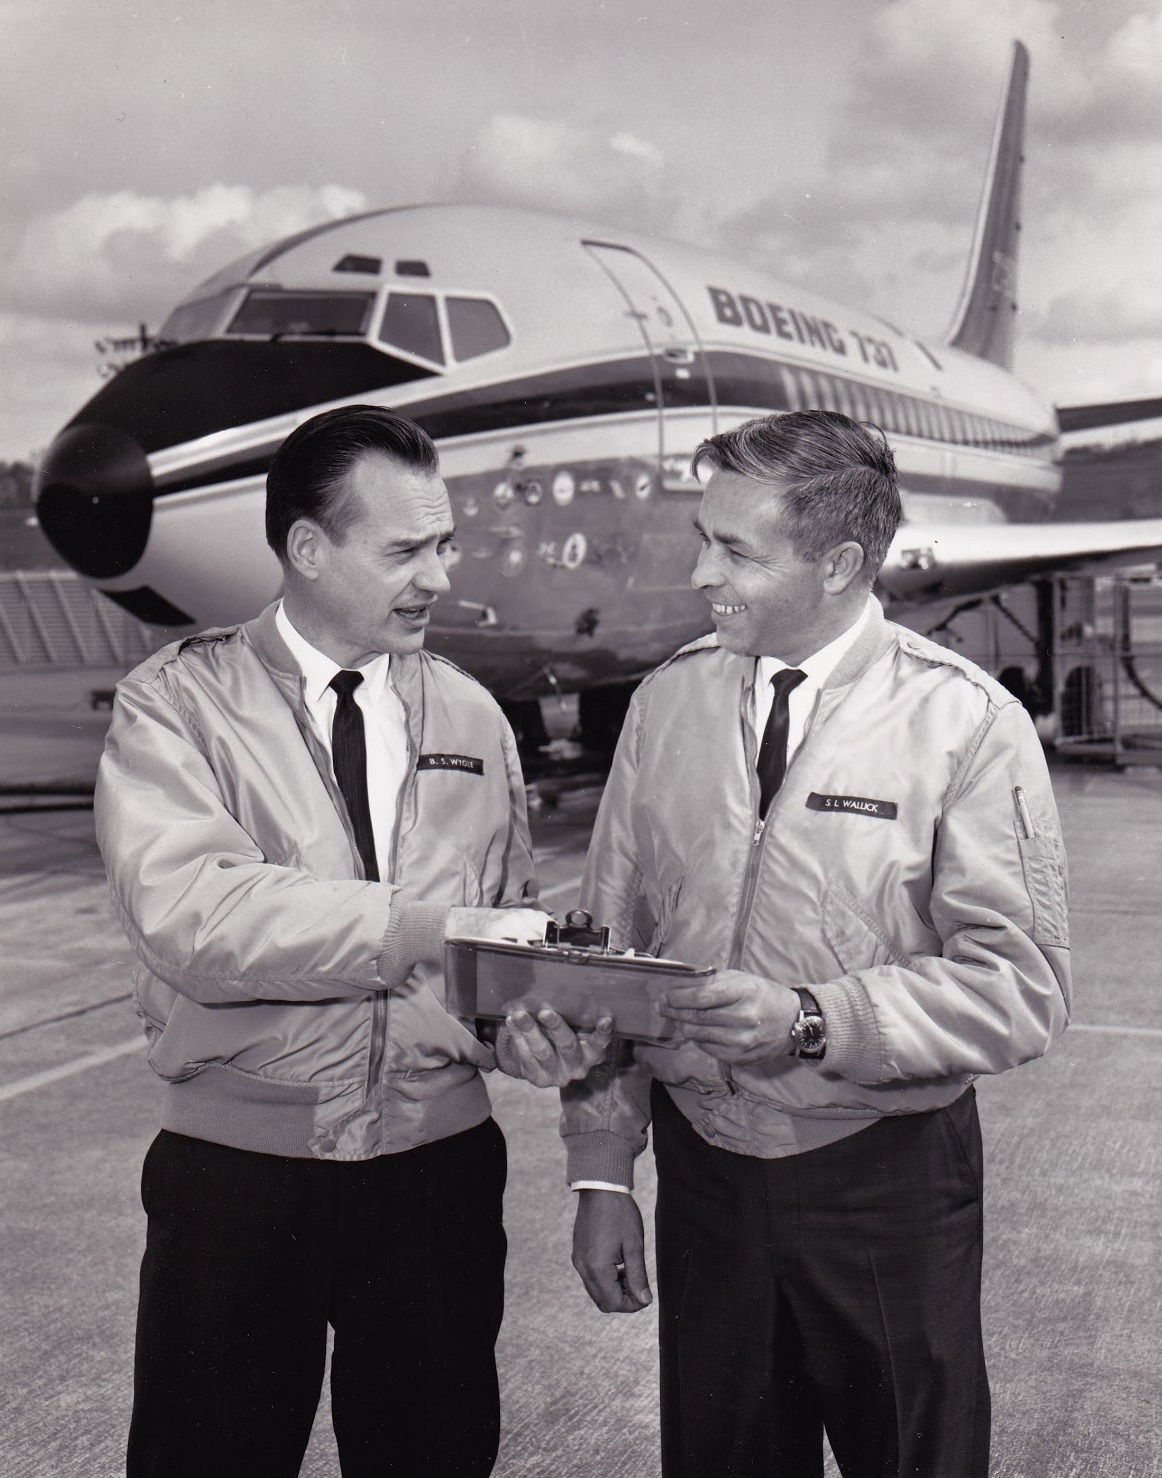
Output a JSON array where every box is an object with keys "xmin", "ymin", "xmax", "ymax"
[{"xmin": 792, "ymin": 1014, "xmax": 826, "ymax": 1056}]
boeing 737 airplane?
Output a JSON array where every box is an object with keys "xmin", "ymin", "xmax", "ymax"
[{"xmin": 31, "ymin": 41, "xmax": 1162, "ymax": 732}]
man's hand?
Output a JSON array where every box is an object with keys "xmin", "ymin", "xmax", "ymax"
[
  {"xmin": 445, "ymin": 906, "xmax": 548, "ymax": 944},
  {"xmin": 658, "ymin": 969, "xmax": 800, "ymax": 1064},
  {"xmin": 572, "ymin": 1190, "xmax": 652, "ymax": 1313},
  {"xmin": 495, "ymin": 1010, "xmax": 614, "ymax": 1087}
]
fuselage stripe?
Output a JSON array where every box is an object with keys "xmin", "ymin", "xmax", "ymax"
[{"xmin": 148, "ymin": 347, "xmax": 1057, "ymax": 499}]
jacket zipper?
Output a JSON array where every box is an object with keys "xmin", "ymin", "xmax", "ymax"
[
  {"xmin": 723, "ymin": 680, "xmax": 815, "ymax": 1084},
  {"xmin": 730, "ymin": 679, "xmax": 844, "ymax": 963},
  {"xmin": 717, "ymin": 687, "xmax": 771, "ymax": 1093},
  {"xmin": 728, "ymin": 685, "xmax": 769, "ymax": 971},
  {"xmin": 365, "ymin": 675, "xmax": 416, "ymax": 1101}
]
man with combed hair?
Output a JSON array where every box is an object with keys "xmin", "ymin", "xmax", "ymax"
[
  {"xmin": 564, "ymin": 410, "xmax": 1070, "ymax": 1477},
  {"xmin": 97, "ymin": 405, "xmax": 609, "ymax": 1478}
]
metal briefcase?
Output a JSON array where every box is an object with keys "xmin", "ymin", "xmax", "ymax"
[{"xmin": 444, "ymin": 910, "xmax": 714, "ymax": 1047}]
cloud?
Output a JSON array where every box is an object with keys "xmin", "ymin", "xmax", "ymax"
[
  {"xmin": 1024, "ymin": 173, "xmax": 1162, "ymax": 345},
  {"xmin": 458, "ymin": 113, "xmax": 676, "ymax": 233},
  {"xmin": 714, "ymin": 0, "xmax": 1162, "ymax": 368},
  {"xmin": 0, "ymin": 312, "xmax": 115, "ymax": 459},
  {"xmin": 7, "ymin": 183, "xmax": 368, "ymax": 324}
]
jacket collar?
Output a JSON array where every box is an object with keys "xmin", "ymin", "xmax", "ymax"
[
  {"xmin": 723, "ymin": 595, "xmax": 894, "ymax": 700},
  {"xmin": 821, "ymin": 596, "xmax": 895, "ymax": 691},
  {"xmin": 244, "ymin": 601, "xmax": 425, "ymax": 722},
  {"xmin": 245, "ymin": 600, "xmax": 305, "ymax": 688}
]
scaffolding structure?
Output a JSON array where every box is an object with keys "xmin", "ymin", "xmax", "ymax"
[{"xmin": 1054, "ymin": 574, "xmax": 1162, "ymax": 765}]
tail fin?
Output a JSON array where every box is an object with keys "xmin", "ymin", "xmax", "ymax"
[{"xmin": 945, "ymin": 41, "xmax": 1029, "ymax": 370}]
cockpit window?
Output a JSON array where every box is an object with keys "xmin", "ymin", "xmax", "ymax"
[
  {"xmin": 446, "ymin": 297, "xmax": 511, "ymax": 361},
  {"xmin": 157, "ymin": 289, "xmax": 239, "ymax": 344},
  {"xmin": 225, "ymin": 290, "xmax": 374, "ymax": 338},
  {"xmin": 378, "ymin": 293, "xmax": 444, "ymax": 364}
]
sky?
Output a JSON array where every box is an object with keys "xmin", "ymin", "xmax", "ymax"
[{"xmin": 2, "ymin": 0, "xmax": 1161, "ymax": 461}]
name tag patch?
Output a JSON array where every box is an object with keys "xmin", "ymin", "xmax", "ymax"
[
  {"xmin": 417, "ymin": 753, "xmax": 484, "ymax": 775},
  {"xmin": 806, "ymin": 792, "xmax": 897, "ymax": 820}
]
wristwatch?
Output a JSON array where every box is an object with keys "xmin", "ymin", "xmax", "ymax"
[{"xmin": 789, "ymin": 988, "xmax": 826, "ymax": 1060}]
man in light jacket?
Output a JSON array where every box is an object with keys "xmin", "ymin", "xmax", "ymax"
[
  {"xmin": 97, "ymin": 405, "xmax": 608, "ymax": 1478},
  {"xmin": 564, "ymin": 410, "xmax": 1070, "ymax": 1478}
]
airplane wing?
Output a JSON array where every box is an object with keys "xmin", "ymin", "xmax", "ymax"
[
  {"xmin": 1056, "ymin": 398, "xmax": 1162, "ymax": 436},
  {"xmin": 879, "ymin": 519, "xmax": 1162, "ymax": 608}
]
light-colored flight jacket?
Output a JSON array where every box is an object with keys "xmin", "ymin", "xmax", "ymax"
[
  {"xmin": 562, "ymin": 601, "xmax": 1071, "ymax": 1187},
  {"xmin": 96, "ymin": 603, "xmax": 535, "ymax": 1160}
]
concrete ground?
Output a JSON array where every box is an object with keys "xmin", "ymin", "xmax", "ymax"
[{"xmin": 1, "ymin": 678, "xmax": 1159, "ymax": 1477}]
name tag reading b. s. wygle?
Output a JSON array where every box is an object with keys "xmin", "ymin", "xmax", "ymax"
[
  {"xmin": 806, "ymin": 792, "xmax": 897, "ymax": 820},
  {"xmin": 417, "ymin": 753, "xmax": 484, "ymax": 775}
]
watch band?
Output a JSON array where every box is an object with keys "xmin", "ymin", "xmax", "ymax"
[{"xmin": 790, "ymin": 987, "xmax": 827, "ymax": 1060}]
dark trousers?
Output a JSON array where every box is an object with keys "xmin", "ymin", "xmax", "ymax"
[
  {"xmin": 653, "ymin": 1082, "xmax": 990, "ymax": 1478},
  {"xmin": 127, "ymin": 1119, "xmax": 507, "ymax": 1478}
]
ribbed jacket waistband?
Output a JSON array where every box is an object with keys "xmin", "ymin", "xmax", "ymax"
[{"xmin": 159, "ymin": 1062, "xmax": 493, "ymax": 1160}]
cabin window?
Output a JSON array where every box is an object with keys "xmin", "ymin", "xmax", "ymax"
[
  {"xmin": 226, "ymin": 290, "xmax": 374, "ymax": 338},
  {"xmin": 780, "ymin": 365, "xmax": 804, "ymax": 412},
  {"xmin": 795, "ymin": 370, "xmax": 819, "ymax": 410},
  {"xmin": 446, "ymin": 297, "xmax": 511, "ymax": 361},
  {"xmin": 379, "ymin": 293, "xmax": 445, "ymax": 364},
  {"xmin": 817, "ymin": 375, "xmax": 840, "ymax": 414},
  {"xmin": 832, "ymin": 378, "xmax": 855, "ymax": 418}
]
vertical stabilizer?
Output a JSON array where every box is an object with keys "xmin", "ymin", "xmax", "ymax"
[{"xmin": 946, "ymin": 41, "xmax": 1029, "ymax": 369}]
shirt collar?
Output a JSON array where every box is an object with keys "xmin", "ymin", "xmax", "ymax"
[
  {"xmin": 756, "ymin": 595, "xmax": 874, "ymax": 691},
  {"xmin": 275, "ymin": 600, "xmax": 392, "ymax": 708}
]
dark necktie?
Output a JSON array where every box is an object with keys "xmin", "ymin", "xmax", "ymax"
[
  {"xmin": 757, "ymin": 668, "xmax": 807, "ymax": 820},
  {"xmin": 329, "ymin": 669, "xmax": 379, "ymax": 882}
]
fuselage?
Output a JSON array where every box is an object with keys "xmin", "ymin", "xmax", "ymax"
[{"xmin": 35, "ymin": 203, "xmax": 1060, "ymax": 698}]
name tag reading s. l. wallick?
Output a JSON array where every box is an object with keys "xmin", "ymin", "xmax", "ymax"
[{"xmin": 806, "ymin": 792, "xmax": 898, "ymax": 820}]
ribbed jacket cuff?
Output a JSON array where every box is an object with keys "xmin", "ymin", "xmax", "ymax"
[
  {"xmin": 811, "ymin": 977, "xmax": 883, "ymax": 1083},
  {"xmin": 563, "ymin": 1131, "xmax": 638, "ymax": 1190},
  {"xmin": 377, "ymin": 900, "xmax": 450, "ymax": 988}
]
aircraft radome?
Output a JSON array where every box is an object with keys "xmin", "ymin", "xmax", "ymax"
[{"xmin": 32, "ymin": 40, "xmax": 1162, "ymax": 743}]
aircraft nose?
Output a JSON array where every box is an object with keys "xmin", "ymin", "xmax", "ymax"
[{"xmin": 35, "ymin": 423, "xmax": 154, "ymax": 579}]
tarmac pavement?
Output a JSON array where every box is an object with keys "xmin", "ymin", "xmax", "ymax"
[{"xmin": 1, "ymin": 686, "xmax": 1159, "ymax": 1477}]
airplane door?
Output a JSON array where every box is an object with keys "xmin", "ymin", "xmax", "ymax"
[{"xmin": 583, "ymin": 242, "xmax": 715, "ymax": 475}]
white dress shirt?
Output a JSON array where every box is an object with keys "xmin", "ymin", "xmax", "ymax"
[
  {"xmin": 572, "ymin": 596, "xmax": 875, "ymax": 1195},
  {"xmin": 276, "ymin": 601, "xmax": 409, "ymax": 875},
  {"xmin": 751, "ymin": 596, "xmax": 873, "ymax": 767}
]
